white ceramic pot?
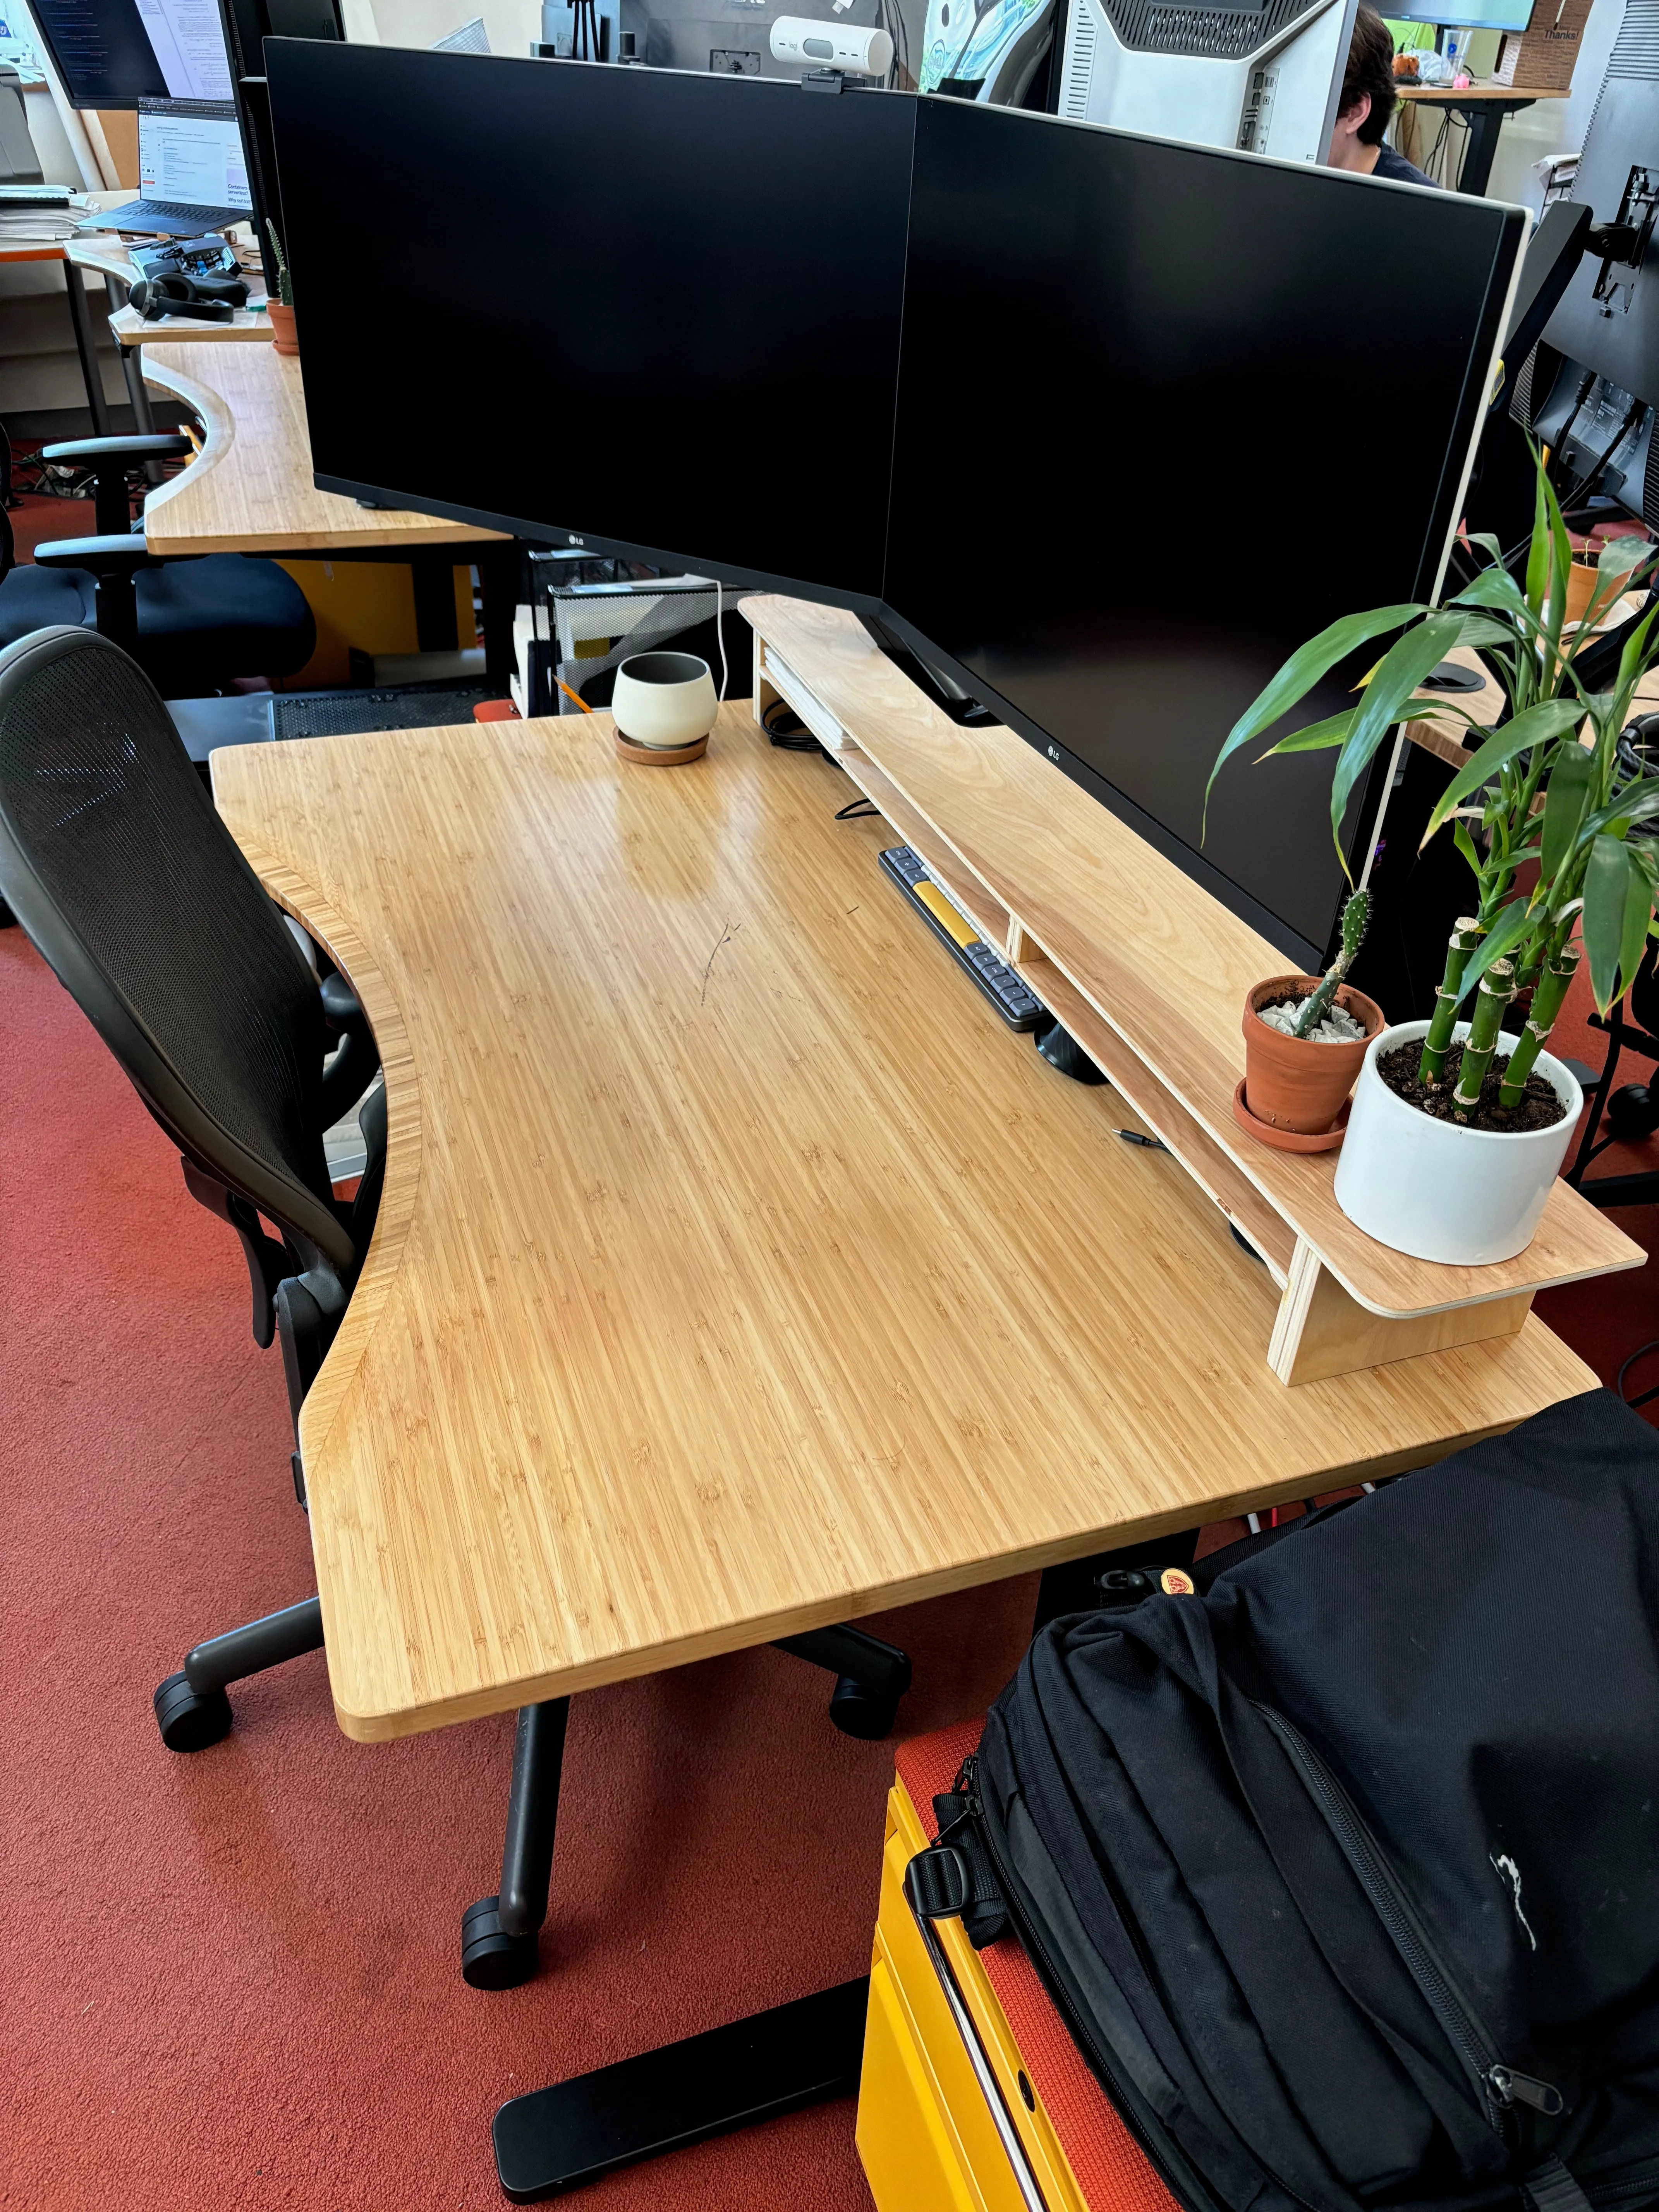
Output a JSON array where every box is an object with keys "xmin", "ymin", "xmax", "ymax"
[
  {"xmin": 611, "ymin": 651, "xmax": 717, "ymax": 749},
  {"xmin": 1333, "ymin": 1018, "xmax": 1582, "ymax": 1265}
]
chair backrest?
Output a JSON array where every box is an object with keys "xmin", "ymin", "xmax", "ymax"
[{"xmin": 0, "ymin": 624, "xmax": 352, "ymax": 1273}]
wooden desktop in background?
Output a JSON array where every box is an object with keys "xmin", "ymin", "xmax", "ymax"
[
  {"xmin": 134, "ymin": 341, "xmax": 508, "ymax": 556},
  {"xmin": 212, "ymin": 685, "xmax": 1597, "ymax": 1746}
]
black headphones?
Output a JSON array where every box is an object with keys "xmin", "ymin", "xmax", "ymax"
[{"xmin": 128, "ymin": 270, "xmax": 249, "ymax": 325}]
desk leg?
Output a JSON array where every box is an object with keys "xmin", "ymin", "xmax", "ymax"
[
  {"xmin": 121, "ymin": 343, "xmax": 158, "ymax": 437},
  {"xmin": 62, "ymin": 258, "xmax": 112, "ymax": 437},
  {"xmin": 493, "ymin": 1977, "xmax": 869, "ymax": 2202},
  {"xmin": 1452, "ymin": 101, "xmax": 1525, "ymax": 197}
]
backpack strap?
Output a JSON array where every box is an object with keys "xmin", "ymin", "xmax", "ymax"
[{"xmin": 1522, "ymin": 2157, "xmax": 1595, "ymax": 2212}]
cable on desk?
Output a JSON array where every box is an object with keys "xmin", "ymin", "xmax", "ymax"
[
  {"xmin": 763, "ymin": 698, "xmax": 823, "ymax": 754},
  {"xmin": 834, "ymin": 798, "xmax": 880, "ymax": 820}
]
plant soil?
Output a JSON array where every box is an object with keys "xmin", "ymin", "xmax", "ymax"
[{"xmin": 1376, "ymin": 1041, "xmax": 1567, "ymax": 1133}]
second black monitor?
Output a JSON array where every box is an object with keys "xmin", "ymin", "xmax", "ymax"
[
  {"xmin": 883, "ymin": 98, "xmax": 1522, "ymax": 962},
  {"xmin": 268, "ymin": 45, "xmax": 914, "ymax": 606},
  {"xmin": 26, "ymin": 0, "xmax": 234, "ymax": 105}
]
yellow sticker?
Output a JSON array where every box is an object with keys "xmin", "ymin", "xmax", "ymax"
[{"xmin": 1159, "ymin": 1568, "xmax": 1195, "ymax": 1596}]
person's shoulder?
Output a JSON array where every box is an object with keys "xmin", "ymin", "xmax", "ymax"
[{"xmin": 1371, "ymin": 143, "xmax": 1439, "ymax": 188}]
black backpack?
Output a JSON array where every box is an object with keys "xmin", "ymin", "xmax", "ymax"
[{"xmin": 909, "ymin": 1389, "xmax": 1659, "ymax": 2212}]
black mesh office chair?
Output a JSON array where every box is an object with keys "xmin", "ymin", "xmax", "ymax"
[
  {"xmin": 0, "ymin": 624, "xmax": 911, "ymax": 1989},
  {"xmin": 0, "ymin": 429, "xmax": 316, "ymax": 696}
]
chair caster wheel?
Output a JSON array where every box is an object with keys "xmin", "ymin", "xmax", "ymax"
[
  {"xmin": 154, "ymin": 1671, "xmax": 233, "ymax": 1753},
  {"xmin": 461, "ymin": 1895, "xmax": 540, "ymax": 1989},
  {"xmin": 828, "ymin": 1673, "xmax": 900, "ymax": 1741}
]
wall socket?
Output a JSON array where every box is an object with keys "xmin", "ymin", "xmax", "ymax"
[{"xmin": 709, "ymin": 46, "xmax": 761, "ymax": 69}]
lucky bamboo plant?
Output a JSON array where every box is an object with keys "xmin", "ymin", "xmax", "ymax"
[{"xmin": 1208, "ymin": 443, "xmax": 1659, "ymax": 1124}]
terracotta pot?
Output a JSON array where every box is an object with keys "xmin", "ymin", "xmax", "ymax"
[
  {"xmin": 1563, "ymin": 558, "xmax": 1599, "ymax": 625},
  {"xmin": 1242, "ymin": 975, "xmax": 1387, "ymax": 1137},
  {"xmin": 267, "ymin": 301, "xmax": 298, "ymax": 356}
]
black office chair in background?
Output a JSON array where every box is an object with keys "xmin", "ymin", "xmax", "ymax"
[
  {"xmin": 0, "ymin": 426, "xmax": 316, "ymax": 697},
  {"xmin": 0, "ymin": 623, "xmax": 911, "ymax": 1989}
]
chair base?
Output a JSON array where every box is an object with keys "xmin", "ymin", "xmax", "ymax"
[
  {"xmin": 461, "ymin": 1896, "xmax": 541, "ymax": 1990},
  {"xmin": 153, "ymin": 1672, "xmax": 233, "ymax": 1752}
]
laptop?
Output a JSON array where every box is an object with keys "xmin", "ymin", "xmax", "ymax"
[{"xmin": 82, "ymin": 99, "xmax": 253, "ymax": 237}]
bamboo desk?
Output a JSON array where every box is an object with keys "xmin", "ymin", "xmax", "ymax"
[
  {"xmin": 213, "ymin": 688, "xmax": 1600, "ymax": 2193},
  {"xmin": 211, "ymin": 689, "xmax": 1603, "ymax": 1746}
]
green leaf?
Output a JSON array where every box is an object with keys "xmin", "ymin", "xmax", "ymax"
[
  {"xmin": 1455, "ymin": 896, "xmax": 1537, "ymax": 1006},
  {"xmin": 1421, "ymin": 700, "xmax": 1587, "ymax": 846},
  {"xmin": 1543, "ymin": 463, "xmax": 1573, "ymax": 651},
  {"xmin": 1540, "ymin": 740, "xmax": 1595, "ymax": 888},
  {"xmin": 1453, "ymin": 615, "xmax": 1517, "ymax": 653},
  {"xmin": 1620, "ymin": 857, "xmax": 1653, "ymax": 1009},
  {"xmin": 1255, "ymin": 710, "xmax": 1353, "ymax": 758},
  {"xmin": 1584, "ymin": 835, "xmax": 1636, "ymax": 1014},
  {"xmin": 1452, "ymin": 815, "xmax": 1483, "ymax": 881},
  {"xmin": 1599, "ymin": 531, "xmax": 1655, "ymax": 582},
  {"xmin": 1329, "ymin": 612, "xmax": 1465, "ymax": 871},
  {"xmin": 1450, "ymin": 565, "xmax": 1536, "ymax": 622},
  {"xmin": 1582, "ymin": 776, "xmax": 1659, "ymax": 842},
  {"xmin": 1612, "ymin": 600, "xmax": 1659, "ymax": 726},
  {"xmin": 1463, "ymin": 532, "xmax": 1506, "ymax": 565},
  {"xmin": 1525, "ymin": 459, "xmax": 1550, "ymax": 623},
  {"xmin": 1203, "ymin": 603, "xmax": 1425, "ymax": 831}
]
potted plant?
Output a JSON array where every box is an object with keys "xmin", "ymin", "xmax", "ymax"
[
  {"xmin": 1208, "ymin": 443, "xmax": 1659, "ymax": 1262},
  {"xmin": 264, "ymin": 222, "xmax": 297, "ymax": 355},
  {"xmin": 1237, "ymin": 889, "xmax": 1385, "ymax": 1150}
]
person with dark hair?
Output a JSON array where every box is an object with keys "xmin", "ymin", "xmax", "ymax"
[{"xmin": 1327, "ymin": 5, "xmax": 1436, "ymax": 186}]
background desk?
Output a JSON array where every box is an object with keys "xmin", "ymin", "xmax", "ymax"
[
  {"xmin": 135, "ymin": 338, "xmax": 516, "ymax": 683},
  {"xmin": 1396, "ymin": 85, "xmax": 1566, "ymax": 195}
]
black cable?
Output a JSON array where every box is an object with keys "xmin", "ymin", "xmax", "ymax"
[
  {"xmin": 834, "ymin": 798, "xmax": 879, "ymax": 819},
  {"xmin": 1618, "ymin": 1339, "xmax": 1659, "ymax": 1412},
  {"xmin": 763, "ymin": 697, "xmax": 823, "ymax": 754}
]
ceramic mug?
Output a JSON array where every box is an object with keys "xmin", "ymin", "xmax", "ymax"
[{"xmin": 611, "ymin": 652, "xmax": 718, "ymax": 749}]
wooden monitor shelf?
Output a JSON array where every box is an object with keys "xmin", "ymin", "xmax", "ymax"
[{"xmin": 744, "ymin": 596, "xmax": 1644, "ymax": 1387}]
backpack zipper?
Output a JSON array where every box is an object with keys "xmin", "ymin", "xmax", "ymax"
[
  {"xmin": 948, "ymin": 1754, "xmax": 1325, "ymax": 2212},
  {"xmin": 1257, "ymin": 1708, "xmax": 1562, "ymax": 2137}
]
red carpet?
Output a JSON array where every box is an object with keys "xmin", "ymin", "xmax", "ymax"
[
  {"xmin": 0, "ymin": 929, "xmax": 1039, "ymax": 2212},
  {"xmin": 7, "ymin": 924, "xmax": 1659, "ymax": 2210}
]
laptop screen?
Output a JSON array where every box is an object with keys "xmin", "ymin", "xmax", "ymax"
[{"xmin": 136, "ymin": 98, "xmax": 249, "ymax": 210}]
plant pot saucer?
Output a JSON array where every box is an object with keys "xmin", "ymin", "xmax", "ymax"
[
  {"xmin": 1231, "ymin": 1079, "xmax": 1350, "ymax": 1153},
  {"xmin": 614, "ymin": 728, "xmax": 708, "ymax": 767}
]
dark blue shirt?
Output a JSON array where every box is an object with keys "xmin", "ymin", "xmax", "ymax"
[{"xmin": 1371, "ymin": 141, "xmax": 1437, "ymax": 188}]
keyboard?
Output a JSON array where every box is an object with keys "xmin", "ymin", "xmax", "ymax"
[
  {"xmin": 82, "ymin": 199, "xmax": 249, "ymax": 236},
  {"xmin": 879, "ymin": 845, "xmax": 1046, "ymax": 1031}
]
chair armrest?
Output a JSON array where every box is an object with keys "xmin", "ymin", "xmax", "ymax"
[
  {"xmin": 40, "ymin": 434, "xmax": 193, "ymax": 467},
  {"xmin": 33, "ymin": 534, "xmax": 153, "ymax": 572},
  {"xmin": 318, "ymin": 970, "xmax": 380, "ymax": 1126}
]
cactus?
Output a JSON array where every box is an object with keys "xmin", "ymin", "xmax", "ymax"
[
  {"xmin": 265, "ymin": 220, "xmax": 293, "ymax": 309},
  {"xmin": 1292, "ymin": 889, "xmax": 1370, "ymax": 1039}
]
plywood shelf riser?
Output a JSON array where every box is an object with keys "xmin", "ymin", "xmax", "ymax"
[{"xmin": 744, "ymin": 598, "xmax": 1644, "ymax": 1386}]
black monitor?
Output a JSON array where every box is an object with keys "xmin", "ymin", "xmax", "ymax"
[
  {"xmin": 881, "ymin": 98, "xmax": 1522, "ymax": 965},
  {"xmin": 25, "ymin": 0, "xmax": 234, "ymax": 106},
  {"xmin": 266, "ymin": 45, "xmax": 914, "ymax": 606},
  {"xmin": 1544, "ymin": 36, "xmax": 1658, "ymax": 415},
  {"xmin": 265, "ymin": 45, "xmax": 1521, "ymax": 969}
]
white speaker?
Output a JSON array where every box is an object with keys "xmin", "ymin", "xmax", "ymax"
[{"xmin": 770, "ymin": 16, "xmax": 893, "ymax": 76}]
